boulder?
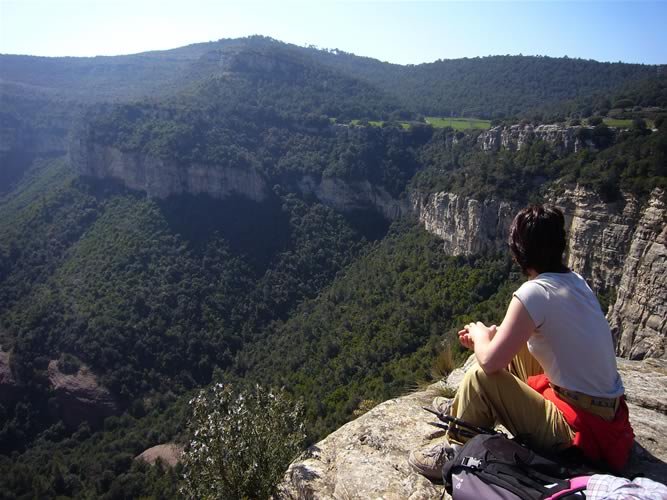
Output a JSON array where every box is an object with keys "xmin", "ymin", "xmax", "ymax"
[
  {"xmin": 282, "ymin": 357, "xmax": 667, "ymax": 498},
  {"xmin": 135, "ymin": 443, "xmax": 184, "ymax": 468}
]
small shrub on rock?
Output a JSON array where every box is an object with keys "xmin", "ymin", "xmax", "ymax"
[{"xmin": 180, "ymin": 384, "xmax": 305, "ymax": 500}]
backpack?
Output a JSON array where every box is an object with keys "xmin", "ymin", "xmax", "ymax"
[{"xmin": 441, "ymin": 434, "xmax": 591, "ymax": 500}]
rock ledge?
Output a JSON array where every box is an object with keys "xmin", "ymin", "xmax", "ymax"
[{"xmin": 283, "ymin": 357, "xmax": 667, "ymax": 499}]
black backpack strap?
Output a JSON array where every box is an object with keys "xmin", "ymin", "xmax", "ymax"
[
  {"xmin": 476, "ymin": 469, "xmax": 542, "ymax": 500},
  {"xmin": 484, "ymin": 461, "xmax": 571, "ymax": 498}
]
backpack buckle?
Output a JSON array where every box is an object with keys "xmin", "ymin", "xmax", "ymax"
[{"xmin": 461, "ymin": 456, "xmax": 482, "ymax": 469}]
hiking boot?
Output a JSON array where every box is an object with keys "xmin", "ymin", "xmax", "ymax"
[
  {"xmin": 432, "ymin": 396, "xmax": 453, "ymax": 416},
  {"xmin": 408, "ymin": 439, "xmax": 460, "ymax": 481}
]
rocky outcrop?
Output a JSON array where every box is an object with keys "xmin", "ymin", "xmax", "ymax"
[
  {"xmin": 609, "ymin": 192, "xmax": 667, "ymax": 359},
  {"xmin": 412, "ymin": 187, "xmax": 666, "ymax": 359},
  {"xmin": 135, "ymin": 443, "xmax": 184, "ymax": 468},
  {"xmin": 553, "ymin": 186, "xmax": 641, "ymax": 294},
  {"xmin": 1, "ymin": 352, "xmax": 120, "ymax": 428},
  {"xmin": 297, "ymin": 176, "xmax": 409, "ymax": 220},
  {"xmin": 283, "ymin": 357, "xmax": 667, "ymax": 498},
  {"xmin": 47, "ymin": 359, "xmax": 120, "ymax": 429},
  {"xmin": 410, "ymin": 192, "xmax": 514, "ymax": 256},
  {"xmin": 70, "ymin": 140, "xmax": 410, "ymax": 219},
  {"xmin": 477, "ymin": 124, "xmax": 598, "ymax": 154},
  {"xmin": 71, "ymin": 142, "xmax": 269, "ymax": 202},
  {"xmin": 283, "ymin": 387, "xmax": 446, "ymax": 499}
]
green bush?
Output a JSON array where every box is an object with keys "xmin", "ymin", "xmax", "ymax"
[
  {"xmin": 180, "ymin": 384, "xmax": 305, "ymax": 500},
  {"xmin": 57, "ymin": 353, "xmax": 81, "ymax": 375}
]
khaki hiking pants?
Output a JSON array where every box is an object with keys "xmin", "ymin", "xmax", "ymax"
[{"xmin": 447, "ymin": 344, "xmax": 575, "ymax": 453}]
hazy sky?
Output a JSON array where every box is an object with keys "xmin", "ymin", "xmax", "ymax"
[{"xmin": 1, "ymin": 1, "xmax": 665, "ymax": 65}]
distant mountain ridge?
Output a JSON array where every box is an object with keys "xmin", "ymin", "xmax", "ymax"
[{"xmin": 2, "ymin": 35, "xmax": 664, "ymax": 115}]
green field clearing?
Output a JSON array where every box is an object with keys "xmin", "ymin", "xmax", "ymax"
[
  {"xmin": 602, "ymin": 118, "xmax": 633, "ymax": 128},
  {"xmin": 602, "ymin": 118, "xmax": 655, "ymax": 128},
  {"xmin": 345, "ymin": 117, "xmax": 489, "ymax": 130},
  {"xmin": 348, "ymin": 119, "xmax": 383, "ymax": 126},
  {"xmin": 348, "ymin": 119, "xmax": 410, "ymax": 129},
  {"xmin": 425, "ymin": 116, "xmax": 491, "ymax": 130}
]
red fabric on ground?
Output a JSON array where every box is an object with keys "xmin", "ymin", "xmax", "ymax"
[{"xmin": 527, "ymin": 374, "xmax": 634, "ymax": 472}]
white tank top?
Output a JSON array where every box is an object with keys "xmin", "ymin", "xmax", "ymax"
[{"xmin": 513, "ymin": 271, "xmax": 624, "ymax": 398}]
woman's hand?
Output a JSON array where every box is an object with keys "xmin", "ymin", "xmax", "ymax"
[
  {"xmin": 458, "ymin": 322, "xmax": 496, "ymax": 350},
  {"xmin": 466, "ymin": 297, "xmax": 536, "ymax": 373}
]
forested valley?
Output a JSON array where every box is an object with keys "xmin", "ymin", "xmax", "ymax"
[{"xmin": 0, "ymin": 36, "xmax": 666, "ymax": 498}]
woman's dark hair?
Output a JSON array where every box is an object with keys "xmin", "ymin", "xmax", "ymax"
[{"xmin": 508, "ymin": 204, "xmax": 568, "ymax": 275}]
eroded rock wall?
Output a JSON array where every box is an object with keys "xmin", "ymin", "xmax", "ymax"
[
  {"xmin": 410, "ymin": 191, "xmax": 514, "ymax": 256},
  {"xmin": 71, "ymin": 142, "xmax": 269, "ymax": 202},
  {"xmin": 296, "ymin": 175, "xmax": 409, "ymax": 220},
  {"xmin": 477, "ymin": 124, "xmax": 597, "ymax": 154},
  {"xmin": 70, "ymin": 141, "xmax": 410, "ymax": 218},
  {"xmin": 609, "ymin": 191, "xmax": 667, "ymax": 359},
  {"xmin": 554, "ymin": 186, "xmax": 641, "ymax": 294}
]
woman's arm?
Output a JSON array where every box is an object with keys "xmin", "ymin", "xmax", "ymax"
[{"xmin": 462, "ymin": 296, "xmax": 536, "ymax": 374}]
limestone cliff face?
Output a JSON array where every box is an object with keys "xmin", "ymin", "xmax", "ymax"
[
  {"xmin": 70, "ymin": 140, "xmax": 410, "ymax": 218},
  {"xmin": 412, "ymin": 187, "xmax": 667, "ymax": 359},
  {"xmin": 609, "ymin": 191, "xmax": 667, "ymax": 359},
  {"xmin": 71, "ymin": 141, "xmax": 269, "ymax": 202},
  {"xmin": 297, "ymin": 175, "xmax": 409, "ymax": 220},
  {"xmin": 410, "ymin": 192, "xmax": 514, "ymax": 255},
  {"xmin": 553, "ymin": 186, "xmax": 642, "ymax": 294},
  {"xmin": 477, "ymin": 124, "xmax": 598, "ymax": 154}
]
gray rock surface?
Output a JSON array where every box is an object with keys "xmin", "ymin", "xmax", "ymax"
[
  {"xmin": 70, "ymin": 142, "xmax": 410, "ymax": 219},
  {"xmin": 410, "ymin": 191, "xmax": 515, "ymax": 256},
  {"xmin": 297, "ymin": 176, "xmax": 409, "ymax": 220},
  {"xmin": 477, "ymin": 124, "xmax": 600, "ymax": 154},
  {"xmin": 283, "ymin": 387, "xmax": 446, "ymax": 500},
  {"xmin": 609, "ymin": 190, "xmax": 667, "ymax": 359},
  {"xmin": 617, "ymin": 358, "xmax": 667, "ymax": 480},
  {"xmin": 282, "ymin": 357, "xmax": 667, "ymax": 498},
  {"xmin": 554, "ymin": 186, "xmax": 641, "ymax": 295},
  {"xmin": 70, "ymin": 142, "xmax": 269, "ymax": 202}
]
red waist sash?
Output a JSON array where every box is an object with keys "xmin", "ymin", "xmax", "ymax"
[{"xmin": 527, "ymin": 373, "xmax": 634, "ymax": 472}]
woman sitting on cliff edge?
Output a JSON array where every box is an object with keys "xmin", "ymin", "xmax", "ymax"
[{"xmin": 409, "ymin": 204, "xmax": 634, "ymax": 480}]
